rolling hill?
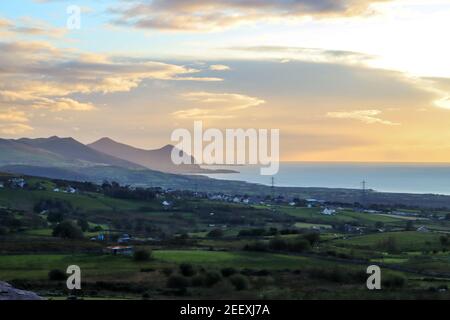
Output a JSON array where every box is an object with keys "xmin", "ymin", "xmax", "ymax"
[
  {"xmin": 88, "ymin": 137, "xmax": 236, "ymax": 174},
  {"xmin": 16, "ymin": 136, "xmax": 143, "ymax": 169}
]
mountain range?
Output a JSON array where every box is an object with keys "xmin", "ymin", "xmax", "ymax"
[
  {"xmin": 88, "ymin": 137, "xmax": 234, "ymax": 174},
  {"xmin": 0, "ymin": 136, "xmax": 235, "ymax": 187}
]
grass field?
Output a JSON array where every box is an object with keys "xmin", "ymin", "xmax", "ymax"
[
  {"xmin": 333, "ymin": 231, "xmax": 442, "ymax": 251},
  {"xmin": 0, "ymin": 188, "xmax": 155, "ymax": 212},
  {"xmin": 0, "ymin": 250, "xmax": 364, "ymax": 282}
]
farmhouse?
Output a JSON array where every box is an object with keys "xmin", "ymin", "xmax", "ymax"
[
  {"xmin": 322, "ymin": 208, "xmax": 336, "ymax": 215},
  {"xmin": 416, "ymin": 226, "xmax": 429, "ymax": 233}
]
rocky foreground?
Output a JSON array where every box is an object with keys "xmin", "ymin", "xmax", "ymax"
[{"xmin": 0, "ymin": 281, "xmax": 43, "ymax": 300}]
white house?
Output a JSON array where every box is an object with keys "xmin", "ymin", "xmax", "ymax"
[
  {"xmin": 322, "ymin": 208, "xmax": 336, "ymax": 216},
  {"xmin": 417, "ymin": 226, "xmax": 429, "ymax": 233}
]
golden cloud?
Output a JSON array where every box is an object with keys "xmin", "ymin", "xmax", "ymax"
[
  {"xmin": 0, "ymin": 40, "xmax": 220, "ymax": 114},
  {"xmin": 326, "ymin": 109, "xmax": 400, "ymax": 126},
  {"xmin": 173, "ymin": 91, "xmax": 265, "ymax": 119},
  {"xmin": 110, "ymin": 0, "xmax": 392, "ymax": 31},
  {"xmin": 0, "ymin": 109, "xmax": 33, "ymax": 135}
]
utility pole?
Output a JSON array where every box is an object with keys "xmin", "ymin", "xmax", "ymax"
[{"xmin": 361, "ymin": 180, "xmax": 367, "ymax": 207}]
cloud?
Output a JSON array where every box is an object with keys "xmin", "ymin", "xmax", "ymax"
[
  {"xmin": 173, "ymin": 91, "xmax": 265, "ymax": 119},
  {"xmin": 110, "ymin": 0, "xmax": 392, "ymax": 31},
  {"xmin": 0, "ymin": 109, "xmax": 33, "ymax": 135},
  {"xmin": 0, "ymin": 40, "xmax": 219, "ymax": 113},
  {"xmin": 0, "ymin": 123, "xmax": 34, "ymax": 135},
  {"xmin": 326, "ymin": 109, "xmax": 400, "ymax": 125},
  {"xmin": 227, "ymin": 46, "xmax": 374, "ymax": 65},
  {"xmin": 32, "ymin": 98, "xmax": 96, "ymax": 112},
  {"xmin": 419, "ymin": 77, "xmax": 450, "ymax": 110},
  {"xmin": 0, "ymin": 17, "xmax": 66, "ymax": 38},
  {"xmin": 209, "ymin": 64, "xmax": 231, "ymax": 71}
]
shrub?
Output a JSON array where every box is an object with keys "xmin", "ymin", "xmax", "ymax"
[
  {"xmin": 207, "ymin": 229, "xmax": 224, "ymax": 238},
  {"xmin": 133, "ymin": 248, "xmax": 152, "ymax": 262},
  {"xmin": 288, "ymin": 238, "xmax": 311, "ymax": 253},
  {"xmin": 77, "ymin": 218, "xmax": 89, "ymax": 232},
  {"xmin": 269, "ymin": 237, "xmax": 288, "ymax": 251},
  {"xmin": 303, "ymin": 232, "xmax": 320, "ymax": 246},
  {"xmin": 204, "ymin": 271, "xmax": 222, "ymax": 287},
  {"xmin": 162, "ymin": 268, "xmax": 173, "ymax": 277},
  {"xmin": 377, "ymin": 236, "xmax": 400, "ymax": 254},
  {"xmin": 191, "ymin": 275, "xmax": 206, "ymax": 287},
  {"xmin": 52, "ymin": 221, "xmax": 83, "ymax": 239},
  {"xmin": 229, "ymin": 274, "xmax": 249, "ymax": 291},
  {"xmin": 244, "ymin": 241, "xmax": 268, "ymax": 252},
  {"xmin": 167, "ymin": 275, "xmax": 190, "ymax": 289},
  {"xmin": 179, "ymin": 263, "xmax": 196, "ymax": 277},
  {"xmin": 221, "ymin": 267, "xmax": 238, "ymax": 277},
  {"xmin": 47, "ymin": 211, "xmax": 65, "ymax": 223},
  {"xmin": 48, "ymin": 269, "xmax": 66, "ymax": 281},
  {"xmin": 0, "ymin": 226, "xmax": 9, "ymax": 236},
  {"xmin": 383, "ymin": 274, "xmax": 406, "ymax": 288}
]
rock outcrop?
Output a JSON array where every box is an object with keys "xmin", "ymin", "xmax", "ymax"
[{"xmin": 0, "ymin": 281, "xmax": 43, "ymax": 300}]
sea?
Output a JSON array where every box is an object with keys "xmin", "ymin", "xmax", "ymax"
[{"xmin": 202, "ymin": 162, "xmax": 450, "ymax": 195}]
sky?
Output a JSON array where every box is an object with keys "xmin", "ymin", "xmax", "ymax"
[{"xmin": 0, "ymin": 0, "xmax": 450, "ymax": 162}]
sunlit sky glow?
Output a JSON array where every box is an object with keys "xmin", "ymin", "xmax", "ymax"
[{"xmin": 0, "ymin": 0, "xmax": 450, "ymax": 162}]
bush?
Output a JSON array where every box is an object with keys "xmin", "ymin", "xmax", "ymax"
[
  {"xmin": 47, "ymin": 211, "xmax": 65, "ymax": 223},
  {"xmin": 383, "ymin": 274, "xmax": 406, "ymax": 288},
  {"xmin": 221, "ymin": 267, "xmax": 238, "ymax": 277},
  {"xmin": 377, "ymin": 236, "xmax": 400, "ymax": 254},
  {"xmin": 191, "ymin": 275, "xmax": 206, "ymax": 287},
  {"xmin": 48, "ymin": 269, "xmax": 66, "ymax": 281},
  {"xmin": 167, "ymin": 275, "xmax": 190, "ymax": 289},
  {"xmin": 0, "ymin": 226, "xmax": 9, "ymax": 236},
  {"xmin": 162, "ymin": 268, "xmax": 173, "ymax": 277},
  {"xmin": 133, "ymin": 248, "xmax": 152, "ymax": 262},
  {"xmin": 204, "ymin": 271, "xmax": 222, "ymax": 287},
  {"xmin": 179, "ymin": 263, "xmax": 196, "ymax": 277},
  {"xmin": 52, "ymin": 221, "xmax": 84, "ymax": 239},
  {"xmin": 288, "ymin": 238, "xmax": 311, "ymax": 253},
  {"xmin": 244, "ymin": 241, "xmax": 268, "ymax": 252},
  {"xmin": 269, "ymin": 237, "xmax": 288, "ymax": 251},
  {"xmin": 207, "ymin": 229, "xmax": 224, "ymax": 238},
  {"xmin": 229, "ymin": 274, "xmax": 249, "ymax": 291},
  {"xmin": 303, "ymin": 232, "xmax": 320, "ymax": 246},
  {"xmin": 77, "ymin": 218, "xmax": 89, "ymax": 232}
]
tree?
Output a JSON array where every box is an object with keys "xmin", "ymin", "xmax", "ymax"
[
  {"xmin": 47, "ymin": 211, "xmax": 65, "ymax": 223},
  {"xmin": 405, "ymin": 220, "xmax": 415, "ymax": 231},
  {"xmin": 77, "ymin": 218, "xmax": 89, "ymax": 232},
  {"xmin": 204, "ymin": 271, "xmax": 222, "ymax": 287},
  {"xmin": 229, "ymin": 274, "xmax": 249, "ymax": 291},
  {"xmin": 269, "ymin": 237, "xmax": 288, "ymax": 251},
  {"xmin": 133, "ymin": 248, "xmax": 152, "ymax": 262},
  {"xmin": 179, "ymin": 263, "xmax": 196, "ymax": 277},
  {"xmin": 52, "ymin": 221, "xmax": 84, "ymax": 239},
  {"xmin": 289, "ymin": 238, "xmax": 311, "ymax": 253},
  {"xmin": 48, "ymin": 269, "xmax": 66, "ymax": 281},
  {"xmin": 207, "ymin": 229, "xmax": 224, "ymax": 238},
  {"xmin": 167, "ymin": 275, "xmax": 190, "ymax": 289},
  {"xmin": 303, "ymin": 232, "xmax": 320, "ymax": 246},
  {"xmin": 440, "ymin": 235, "xmax": 449, "ymax": 247}
]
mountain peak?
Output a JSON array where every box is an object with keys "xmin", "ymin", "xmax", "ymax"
[
  {"xmin": 160, "ymin": 144, "xmax": 175, "ymax": 151},
  {"xmin": 93, "ymin": 137, "xmax": 117, "ymax": 145}
]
